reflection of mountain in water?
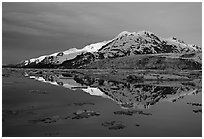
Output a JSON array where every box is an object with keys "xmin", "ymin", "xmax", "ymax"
[{"xmin": 28, "ymin": 72, "xmax": 201, "ymax": 109}]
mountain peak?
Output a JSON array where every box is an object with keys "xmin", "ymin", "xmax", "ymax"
[
  {"xmin": 137, "ymin": 30, "xmax": 155, "ymax": 35},
  {"xmin": 119, "ymin": 31, "xmax": 131, "ymax": 35},
  {"xmin": 116, "ymin": 30, "xmax": 157, "ymax": 40},
  {"xmin": 117, "ymin": 31, "xmax": 131, "ymax": 37}
]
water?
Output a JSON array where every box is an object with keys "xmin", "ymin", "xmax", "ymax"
[{"xmin": 2, "ymin": 68, "xmax": 202, "ymax": 137}]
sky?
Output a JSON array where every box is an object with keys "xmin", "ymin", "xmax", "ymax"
[{"xmin": 2, "ymin": 2, "xmax": 202, "ymax": 64}]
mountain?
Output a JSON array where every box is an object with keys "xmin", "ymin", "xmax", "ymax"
[
  {"xmin": 97, "ymin": 31, "xmax": 201, "ymax": 58},
  {"xmin": 14, "ymin": 31, "xmax": 201, "ymax": 69}
]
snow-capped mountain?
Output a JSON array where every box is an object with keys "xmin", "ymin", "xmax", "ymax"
[
  {"xmin": 98, "ymin": 31, "xmax": 201, "ymax": 58},
  {"xmin": 21, "ymin": 40, "xmax": 112, "ymax": 66},
  {"xmin": 16, "ymin": 31, "xmax": 201, "ymax": 68}
]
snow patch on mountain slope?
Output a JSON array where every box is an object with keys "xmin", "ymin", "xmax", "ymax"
[
  {"xmin": 24, "ymin": 60, "xmax": 29, "ymax": 66},
  {"xmin": 165, "ymin": 37, "xmax": 199, "ymax": 52},
  {"xmin": 24, "ymin": 40, "xmax": 112, "ymax": 65},
  {"xmin": 26, "ymin": 55, "xmax": 48, "ymax": 64},
  {"xmin": 82, "ymin": 40, "xmax": 111, "ymax": 52},
  {"xmin": 63, "ymin": 48, "xmax": 81, "ymax": 55}
]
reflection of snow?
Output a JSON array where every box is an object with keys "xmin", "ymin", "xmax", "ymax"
[
  {"xmin": 29, "ymin": 75, "xmax": 201, "ymax": 110},
  {"xmin": 63, "ymin": 84, "xmax": 86, "ymax": 90},
  {"xmin": 29, "ymin": 75, "xmax": 113, "ymax": 100},
  {"xmin": 161, "ymin": 89, "xmax": 199, "ymax": 103},
  {"xmin": 58, "ymin": 78, "xmax": 87, "ymax": 90},
  {"xmin": 29, "ymin": 76, "xmax": 59, "ymax": 86},
  {"xmin": 82, "ymin": 87, "xmax": 110, "ymax": 98}
]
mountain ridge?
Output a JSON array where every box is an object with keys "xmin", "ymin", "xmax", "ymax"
[{"xmin": 12, "ymin": 30, "xmax": 202, "ymax": 69}]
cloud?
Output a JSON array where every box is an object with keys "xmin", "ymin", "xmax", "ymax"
[{"xmin": 2, "ymin": 2, "xmax": 202, "ymax": 64}]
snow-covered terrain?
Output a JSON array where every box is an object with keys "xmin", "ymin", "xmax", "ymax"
[
  {"xmin": 22, "ymin": 40, "xmax": 113, "ymax": 66},
  {"xmin": 18, "ymin": 31, "xmax": 201, "ymax": 68},
  {"xmin": 98, "ymin": 31, "xmax": 201, "ymax": 58}
]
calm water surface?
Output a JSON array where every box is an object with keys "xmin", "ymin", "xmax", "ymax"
[{"xmin": 2, "ymin": 69, "xmax": 202, "ymax": 137}]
